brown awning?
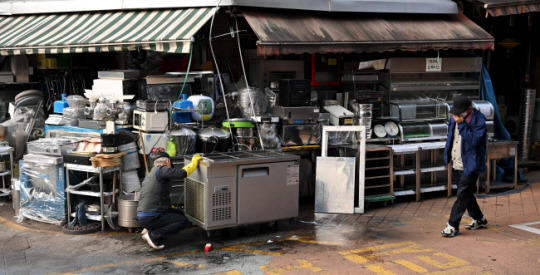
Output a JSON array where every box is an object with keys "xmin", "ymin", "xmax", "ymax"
[
  {"xmin": 242, "ymin": 9, "xmax": 494, "ymax": 56},
  {"xmin": 475, "ymin": 0, "xmax": 540, "ymax": 17}
]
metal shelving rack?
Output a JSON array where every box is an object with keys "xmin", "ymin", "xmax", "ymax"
[
  {"xmin": 364, "ymin": 144, "xmax": 394, "ymax": 204},
  {"xmin": 65, "ymin": 164, "xmax": 123, "ymax": 231},
  {"xmin": 389, "ymin": 142, "xmax": 450, "ymax": 201},
  {"xmin": 0, "ymin": 146, "xmax": 14, "ymax": 197}
]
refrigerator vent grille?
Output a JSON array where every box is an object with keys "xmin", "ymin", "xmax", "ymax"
[
  {"xmin": 212, "ymin": 192, "xmax": 231, "ymax": 206},
  {"xmin": 185, "ymin": 178, "xmax": 205, "ymax": 223},
  {"xmin": 211, "ymin": 192, "xmax": 232, "ymax": 221},
  {"xmin": 212, "ymin": 207, "xmax": 232, "ymax": 221}
]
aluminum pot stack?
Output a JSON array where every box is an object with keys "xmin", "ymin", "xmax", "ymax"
[{"xmin": 354, "ymin": 103, "xmax": 373, "ymax": 139}]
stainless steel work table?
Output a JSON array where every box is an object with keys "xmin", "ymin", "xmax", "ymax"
[
  {"xmin": 483, "ymin": 140, "xmax": 519, "ymax": 193},
  {"xmin": 388, "ymin": 141, "xmax": 450, "ymax": 201},
  {"xmin": 65, "ymin": 164, "xmax": 122, "ymax": 231}
]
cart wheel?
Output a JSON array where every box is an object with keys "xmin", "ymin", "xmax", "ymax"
[
  {"xmin": 128, "ymin": 228, "xmax": 134, "ymax": 233},
  {"xmin": 383, "ymin": 201, "xmax": 388, "ymax": 207}
]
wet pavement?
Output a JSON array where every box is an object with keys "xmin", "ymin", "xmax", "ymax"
[{"xmin": 1, "ymin": 171, "xmax": 540, "ymax": 275}]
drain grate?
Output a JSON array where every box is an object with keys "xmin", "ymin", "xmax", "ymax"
[{"xmin": 0, "ymin": 237, "xmax": 30, "ymax": 254}]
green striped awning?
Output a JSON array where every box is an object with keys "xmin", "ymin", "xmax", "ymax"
[{"xmin": 0, "ymin": 7, "xmax": 217, "ymax": 55}]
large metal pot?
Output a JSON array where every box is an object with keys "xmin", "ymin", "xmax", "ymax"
[
  {"xmin": 197, "ymin": 128, "xmax": 231, "ymax": 153},
  {"xmin": 118, "ymin": 194, "xmax": 139, "ymax": 228}
]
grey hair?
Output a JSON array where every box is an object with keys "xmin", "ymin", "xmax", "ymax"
[{"xmin": 154, "ymin": 157, "xmax": 169, "ymax": 165}]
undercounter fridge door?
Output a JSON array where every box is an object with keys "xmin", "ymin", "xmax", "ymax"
[{"xmin": 236, "ymin": 161, "xmax": 299, "ymax": 225}]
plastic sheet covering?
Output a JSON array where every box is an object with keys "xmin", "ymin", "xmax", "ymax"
[
  {"xmin": 238, "ymin": 87, "xmax": 268, "ymax": 117},
  {"xmin": 65, "ymin": 95, "xmax": 86, "ymax": 108},
  {"xmin": 259, "ymin": 123, "xmax": 280, "ymax": 149},
  {"xmin": 1, "ymin": 106, "xmax": 45, "ymax": 160},
  {"xmin": 18, "ymin": 155, "xmax": 66, "ymax": 225},
  {"xmin": 169, "ymin": 127, "xmax": 197, "ymax": 156},
  {"xmin": 264, "ymin": 87, "xmax": 277, "ymax": 109},
  {"xmin": 328, "ymin": 131, "xmax": 360, "ymax": 146}
]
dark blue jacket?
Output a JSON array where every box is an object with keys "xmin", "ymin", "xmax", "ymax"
[{"xmin": 444, "ymin": 109, "xmax": 487, "ymax": 176}]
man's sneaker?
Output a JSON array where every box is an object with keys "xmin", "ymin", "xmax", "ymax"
[
  {"xmin": 465, "ymin": 217, "xmax": 489, "ymax": 230},
  {"xmin": 441, "ymin": 224, "xmax": 459, "ymax": 237},
  {"xmin": 142, "ymin": 232, "xmax": 164, "ymax": 250},
  {"xmin": 141, "ymin": 228, "xmax": 149, "ymax": 235}
]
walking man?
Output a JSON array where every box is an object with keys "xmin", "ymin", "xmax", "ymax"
[{"xmin": 441, "ymin": 95, "xmax": 489, "ymax": 237}]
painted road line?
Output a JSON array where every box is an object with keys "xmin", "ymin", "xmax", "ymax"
[
  {"xmin": 260, "ymin": 259, "xmax": 326, "ymax": 275},
  {"xmin": 509, "ymin": 221, "xmax": 540, "ymax": 235}
]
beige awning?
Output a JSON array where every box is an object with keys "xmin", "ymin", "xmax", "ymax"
[{"xmin": 242, "ymin": 8, "xmax": 495, "ymax": 56}]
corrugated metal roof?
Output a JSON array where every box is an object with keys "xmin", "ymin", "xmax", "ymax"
[
  {"xmin": 0, "ymin": 0, "xmax": 457, "ymax": 15},
  {"xmin": 471, "ymin": 0, "xmax": 540, "ymax": 16},
  {"xmin": 242, "ymin": 9, "xmax": 494, "ymax": 56},
  {"xmin": 0, "ymin": 8, "xmax": 217, "ymax": 55}
]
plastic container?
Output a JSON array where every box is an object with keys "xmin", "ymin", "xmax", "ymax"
[
  {"xmin": 172, "ymin": 94, "xmax": 193, "ymax": 123},
  {"xmin": 118, "ymin": 142, "xmax": 140, "ymax": 171},
  {"xmin": 166, "ymin": 137, "xmax": 177, "ymax": 157},
  {"xmin": 188, "ymin": 95, "xmax": 214, "ymax": 122},
  {"xmin": 53, "ymin": 93, "xmax": 69, "ymax": 114}
]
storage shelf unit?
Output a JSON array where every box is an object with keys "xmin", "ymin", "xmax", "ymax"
[
  {"xmin": 389, "ymin": 142, "xmax": 450, "ymax": 201},
  {"xmin": 65, "ymin": 164, "xmax": 123, "ymax": 231},
  {"xmin": 0, "ymin": 147, "xmax": 14, "ymax": 198},
  {"xmin": 364, "ymin": 144, "xmax": 394, "ymax": 203}
]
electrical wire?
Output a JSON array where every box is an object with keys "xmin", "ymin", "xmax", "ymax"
[
  {"xmin": 235, "ymin": 16, "xmax": 265, "ymax": 150},
  {"xmin": 209, "ymin": 2, "xmax": 236, "ymax": 151}
]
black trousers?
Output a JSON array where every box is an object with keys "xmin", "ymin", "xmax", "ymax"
[
  {"xmin": 448, "ymin": 170, "xmax": 484, "ymax": 229},
  {"xmin": 137, "ymin": 209, "xmax": 191, "ymax": 244}
]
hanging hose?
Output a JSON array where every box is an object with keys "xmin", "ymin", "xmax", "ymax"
[{"xmin": 177, "ymin": 38, "xmax": 194, "ymax": 100}]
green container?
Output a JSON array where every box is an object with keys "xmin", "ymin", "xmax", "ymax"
[{"xmin": 222, "ymin": 118, "xmax": 254, "ymax": 128}]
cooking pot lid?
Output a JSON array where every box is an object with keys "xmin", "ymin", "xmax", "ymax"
[
  {"xmin": 198, "ymin": 128, "xmax": 230, "ymax": 139},
  {"xmin": 222, "ymin": 118, "xmax": 254, "ymax": 128}
]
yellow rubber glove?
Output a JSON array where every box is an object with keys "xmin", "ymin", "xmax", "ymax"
[{"xmin": 182, "ymin": 154, "xmax": 203, "ymax": 176}]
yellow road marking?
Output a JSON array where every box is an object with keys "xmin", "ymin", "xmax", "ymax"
[
  {"xmin": 394, "ymin": 259, "xmax": 429, "ymax": 273},
  {"xmin": 162, "ymin": 260, "xmax": 205, "ymax": 268},
  {"xmin": 289, "ymin": 235, "xmax": 342, "ymax": 245},
  {"xmin": 365, "ymin": 262, "xmax": 396, "ymax": 275},
  {"xmin": 418, "ymin": 253, "xmax": 469, "ymax": 269},
  {"xmin": 260, "ymin": 259, "xmax": 325, "ymax": 275},
  {"xmin": 222, "ymin": 247, "xmax": 281, "ymax": 256},
  {"xmin": 340, "ymin": 241, "xmax": 433, "ymax": 264},
  {"xmin": 210, "ymin": 271, "xmax": 244, "ymax": 275}
]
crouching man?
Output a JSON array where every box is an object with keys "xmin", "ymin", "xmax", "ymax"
[{"xmin": 137, "ymin": 153, "xmax": 203, "ymax": 250}]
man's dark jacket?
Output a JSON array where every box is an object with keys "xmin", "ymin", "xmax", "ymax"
[{"xmin": 444, "ymin": 109, "xmax": 487, "ymax": 176}]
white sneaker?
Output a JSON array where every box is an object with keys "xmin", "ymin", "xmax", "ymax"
[
  {"xmin": 465, "ymin": 216, "xmax": 488, "ymax": 230},
  {"xmin": 141, "ymin": 228, "xmax": 149, "ymax": 235},
  {"xmin": 142, "ymin": 232, "xmax": 164, "ymax": 250},
  {"xmin": 441, "ymin": 224, "xmax": 459, "ymax": 237}
]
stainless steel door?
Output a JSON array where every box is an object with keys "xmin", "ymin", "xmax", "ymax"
[{"xmin": 236, "ymin": 161, "xmax": 299, "ymax": 224}]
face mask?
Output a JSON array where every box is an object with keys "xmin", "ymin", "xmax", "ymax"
[{"xmin": 459, "ymin": 110, "xmax": 468, "ymax": 118}]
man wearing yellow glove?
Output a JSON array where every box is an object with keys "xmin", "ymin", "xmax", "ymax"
[{"xmin": 137, "ymin": 152, "xmax": 203, "ymax": 250}]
